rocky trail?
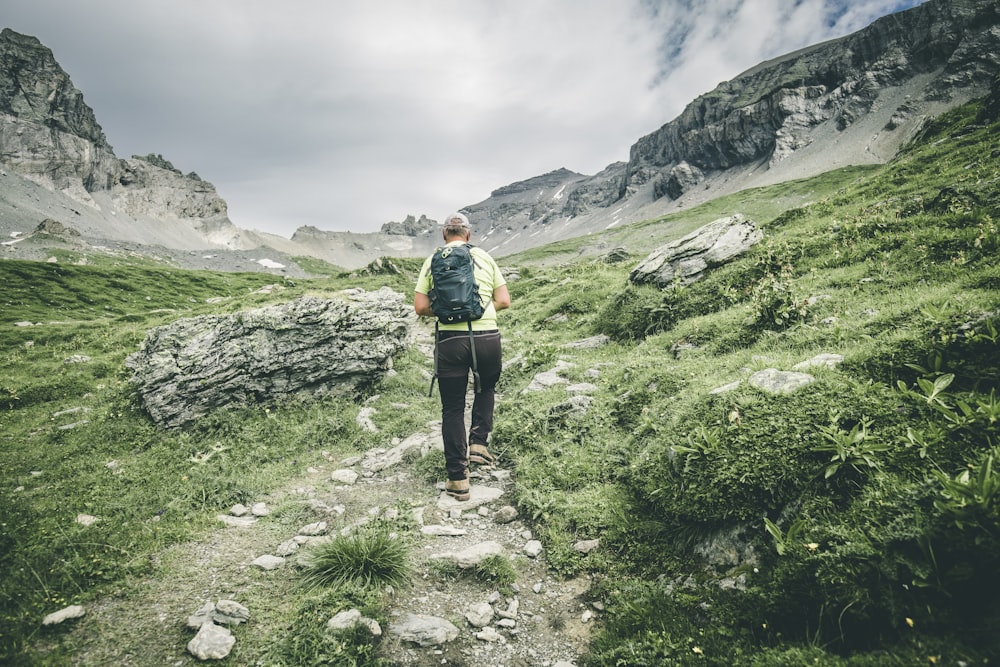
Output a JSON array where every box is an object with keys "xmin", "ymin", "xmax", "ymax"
[{"xmin": 39, "ymin": 407, "xmax": 595, "ymax": 666}]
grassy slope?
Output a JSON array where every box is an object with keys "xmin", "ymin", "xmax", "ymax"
[{"xmin": 0, "ymin": 102, "xmax": 997, "ymax": 664}]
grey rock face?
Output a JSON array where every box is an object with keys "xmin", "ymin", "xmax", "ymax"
[
  {"xmin": 380, "ymin": 213, "xmax": 436, "ymax": 236},
  {"xmin": 623, "ymin": 0, "xmax": 1000, "ymax": 196},
  {"xmin": 0, "ymin": 30, "xmax": 107, "ymax": 146},
  {"xmin": 0, "ymin": 28, "xmax": 239, "ymax": 242},
  {"xmin": 126, "ymin": 290, "xmax": 413, "ymax": 428},
  {"xmin": 629, "ymin": 214, "xmax": 762, "ymax": 287},
  {"xmin": 112, "ymin": 156, "xmax": 231, "ymax": 226}
]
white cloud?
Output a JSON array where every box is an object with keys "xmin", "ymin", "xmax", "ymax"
[{"xmin": 2, "ymin": 0, "xmax": 921, "ymax": 236}]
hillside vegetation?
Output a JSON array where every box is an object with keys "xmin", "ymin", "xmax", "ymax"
[{"xmin": 1, "ymin": 100, "xmax": 998, "ymax": 665}]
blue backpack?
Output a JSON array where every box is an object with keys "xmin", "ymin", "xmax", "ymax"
[
  {"xmin": 428, "ymin": 243, "xmax": 485, "ymax": 396},
  {"xmin": 429, "ymin": 243, "xmax": 485, "ymax": 323}
]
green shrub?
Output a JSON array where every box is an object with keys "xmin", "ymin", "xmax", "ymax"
[
  {"xmin": 301, "ymin": 527, "xmax": 411, "ymax": 590},
  {"xmin": 632, "ymin": 378, "xmax": 907, "ymax": 525}
]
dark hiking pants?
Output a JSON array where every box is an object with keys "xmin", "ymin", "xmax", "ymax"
[{"xmin": 436, "ymin": 329, "xmax": 502, "ymax": 481}]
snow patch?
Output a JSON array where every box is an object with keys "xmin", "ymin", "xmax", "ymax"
[
  {"xmin": 256, "ymin": 258, "xmax": 285, "ymax": 269},
  {"xmin": 553, "ymin": 185, "xmax": 567, "ymax": 200}
]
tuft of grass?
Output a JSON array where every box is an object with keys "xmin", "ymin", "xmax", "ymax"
[
  {"xmin": 301, "ymin": 528, "xmax": 411, "ymax": 591},
  {"xmin": 475, "ymin": 554, "xmax": 517, "ymax": 587}
]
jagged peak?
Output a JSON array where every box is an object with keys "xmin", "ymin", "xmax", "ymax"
[
  {"xmin": 490, "ymin": 167, "xmax": 586, "ymax": 197},
  {"xmin": 0, "ymin": 27, "xmax": 109, "ymax": 149}
]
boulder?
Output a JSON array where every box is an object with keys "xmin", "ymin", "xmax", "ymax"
[
  {"xmin": 629, "ymin": 214, "xmax": 762, "ymax": 287},
  {"xmin": 126, "ymin": 291, "xmax": 414, "ymax": 427}
]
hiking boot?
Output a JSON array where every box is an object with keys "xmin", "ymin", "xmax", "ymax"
[
  {"xmin": 469, "ymin": 444, "xmax": 496, "ymax": 468},
  {"xmin": 445, "ymin": 477, "xmax": 470, "ymax": 501}
]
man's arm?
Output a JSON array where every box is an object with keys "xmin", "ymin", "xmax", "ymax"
[
  {"xmin": 492, "ymin": 284, "xmax": 511, "ymax": 312},
  {"xmin": 414, "ymin": 291, "xmax": 434, "ymax": 317}
]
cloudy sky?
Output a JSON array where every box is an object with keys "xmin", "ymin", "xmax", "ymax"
[{"xmin": 3, "ymin": 0, "xmax": 921, "ymax": 237}]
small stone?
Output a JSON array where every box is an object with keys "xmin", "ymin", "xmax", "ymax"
[
  {"xmin": 466, "ymin": 602, "xmax": 494, "ymax": 628},
  {"xmin": 187, "ymin": 622, "xmax": 235, "ymax": 660},
  {"xmin": 430, "ymin": 541, "xmax": 505, "ymax": 569},
  {"xmin": 42, "ymin": 605, "xmax": 85, "ymax": 626},
  {"xmin": 186, "ymin": 602, "xmax": 215, "ymax": 629},
  {"xmin": 75, "ymin": 514, "xmax": 98, "ymax": 527},
  {"xmin": 214, "ymin": 600, "xmax": 250, "ymax": 625},
  {"xmin": 230, "ymin": 504, "xmax": 248, "ymax": 517},
  {"xmin": 581, "ymin": 610, "xmax": 593, "ymax": 623},
  {"xmin": 792, "ymin": 353, "xmax": 845, "ymax": 370},
  {"xmin": 251, "ymin": 554, "xmax": 285, "ymax": 570},
  {"xmin": 524, "ymin": 540, "xmax": 544, "ymax": 558},
  {"xmin": 573, "ymin": 538, "xmax": 600, "ymax": 554},
  {"xmin": 532, "ymin": 583, "xmax": 544, "ymax": 594},
  {"xmin": 250, "ymin": 503, "xmax": 269, "ymax": 517},
  {"xmin": 275, "ymin": 540, "xmax": 299, "ymax": 556},
  {"xmin": 497, "ymin": 618, "xmax": 516, "ymax": 628},
  {"xmin": 217, "ymin": 515, "xmax": 256, "ymax": 528},
  {"xmin": 421, "ymin": 525, "xmax": 467, "ymax": 537},
  {"xmin": 497, "ymin": 598, "xmax": 519, "ymax": 619},
  {"xmin": 329, "ymin": 608, "xmax": 366, "ymax": 632},
  {"xmin": 330, "ymin": 469, "xmax": 359, "ymax": 485},
  {"xmin": 494, "ymin": 506, "xmax": 518, "ymax": 524},
  {"xmin": 388, "ymin": 613, "xmax": 459, "ymax": 647},
  {"xmin": 475, "ymin": 626, "xmax": 502, "ymax": 642},
  {"xmin": 298, "ymin": 521, "xmax": 327, "ymax": 536},
  {"xmin": 710, "ymin": 380, "xmax": 742, "ymax": 395}
]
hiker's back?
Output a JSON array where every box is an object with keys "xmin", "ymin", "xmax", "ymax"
[{"xmin": 429, "ymin": 243, "xmax": 485, "ymax": 324}]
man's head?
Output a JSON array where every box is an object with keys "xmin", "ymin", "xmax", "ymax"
[{"xmin": 442, "ymin": 212, "xmax": 471, "ymax": 241}]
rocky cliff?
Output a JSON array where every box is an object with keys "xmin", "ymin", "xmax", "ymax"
[
  {"xmin": 621, "ymin": 0, "xmax": 1000, "ymax": 194},
  {"xmin": 0, "ymin": 28, "xmax": 249, "ymax": 258}
]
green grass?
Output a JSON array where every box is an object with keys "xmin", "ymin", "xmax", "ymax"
[
  {"xmin": 301, "ymin": 527, "xmax": 412, "ymax": 590},
  {"xmin": 1, "ymin": 98, "xmax": 999, "ymax": 664}
]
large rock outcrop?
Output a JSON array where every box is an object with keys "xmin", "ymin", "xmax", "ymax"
[
  {"xmin": 629, "ymin": 214, "xmax": 762, "ymax": 287},
  {"xmin": 126, "ymin": 289, "xmax": 414, "ymax": 428}
]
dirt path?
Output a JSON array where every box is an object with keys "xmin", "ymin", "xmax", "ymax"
[{"xmin": 32, "ymin": 424, "xmax": 594, "ymax": 666}]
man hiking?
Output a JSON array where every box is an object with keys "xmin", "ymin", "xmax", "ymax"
[{"xmin": 413, "ymin": 212, "xmax": 510, "ymax": 501}]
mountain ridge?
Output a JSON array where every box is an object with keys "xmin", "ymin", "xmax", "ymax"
[{"xmin": 1, "ymin": 0, "xmax": 998, "ymax": 270}]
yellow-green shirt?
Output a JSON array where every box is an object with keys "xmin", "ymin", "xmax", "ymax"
[{"xmin": 415, "ymin": 241, "xmax": 506, "ymax": 331}]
